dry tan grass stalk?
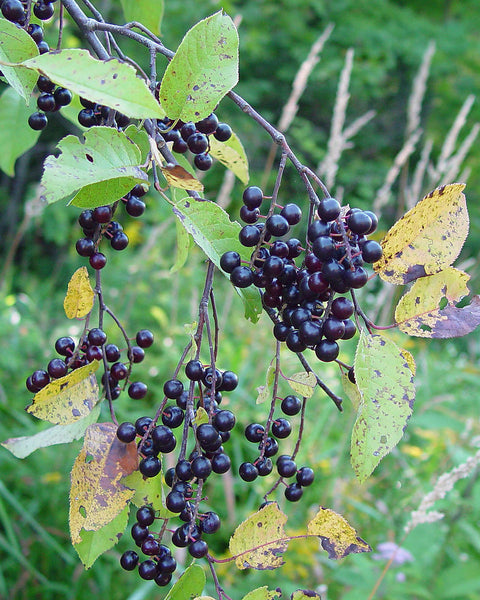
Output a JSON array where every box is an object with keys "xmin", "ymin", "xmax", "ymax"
[
  {"xmin": 406, "ymin": 41, "xmax": 436, "ymax": 138},
  {"xmin": 277, "ymin": 24, "xmax": 334, "ymax": 132},
  {"xmin": 342, "ymin": 109, "xmax": 376, "ymax": 141},
  {"xmin": 408, "ymin": 138, "xmax": 433, "ymax": 208},
  {"xmin": 404, "ymin": 449, "xmax": 480, "ymax": 534},
  {"xmin": 373, "ymin": 129, "xmax": 422, "ymax": 212},
  {"xmin": 317, "ymin": 48, "xmax": 354, "ymax": 188},
  {"xmin": 215, "ymin": 168, "xmax": 236, "ymax": 209},
  {"xmin": 435, "ymin": 94, "xmax": 475, "ymax": 177},
  {"xmin": 441, "ymin": 122, "xmax": 480, "ymax": 185}
]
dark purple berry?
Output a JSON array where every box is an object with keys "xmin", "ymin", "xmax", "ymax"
[
  {"xmin": 239, "ymin": 462, "xmax": 258, "ymax": 482},
  {"xmin": 285, "ymin": 483, "xmax": 303, "ymax": 502},
  {"xmin": 136, "ymin": 329, "xmax": 154, "ymax": 348},
  {"xmin": 28, "ymin": 112, "xmax": 48, "ymax": 130},
  {"xmin": 296, "ymin": 466, "xmax": 315, "ymax": 486},
  {"xmin": 139, "ymin": 456, "xmax": 161, "ymax": 478},
  {"xmin": 317, "ymin": 197, "xmax": 341, "ymax": 221},
  {"xmin": 89, "ymin": 252, "xmax": 107, "ymax": 270},
  {"xmin": 214, "ymin": 123, "xmax": 232, "ymax": 141},
  {"xmin": 120, "ymin": 550, "xmax": 139, "ymax": 571}
]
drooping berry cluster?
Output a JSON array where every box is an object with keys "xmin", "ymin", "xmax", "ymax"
[
  {"xmin": 220, "ymin": 187, "xmax": 383, "ymax": 363},
  {"xmin": 239, "ymin": 394, "xmax": 314, "ymax": 502},
  {"xmin": 157, "ymin": 112, "xmax": 232, "ymax": 171},
  {"xmin": 28, "ymin": 76, "xmax": 73, "ymax": 131},
  {"xmin": 25, "ymin": 327, "xmax": 154, "ymax": 402},
  {"xmin": 116, "ymin": 361, "xmax": 238, "ymax": 584},
  {"xmin": 77, "ymin": 97, "xmax": 130, "ymax": 129},
  {"xmin": 75, "ymin": 183, "xmax": 148, "ymax": 270}
]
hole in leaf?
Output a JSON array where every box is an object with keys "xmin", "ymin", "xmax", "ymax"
[
  {"xmin": 456, "ymin": 295, "xmax": 471, "ymax": 308},
  {"xmin": 419, "ymin": 324, "xmax": 432, "ymax": 332},
  {"xmin": 85, "ymin": 452, "xmax": 94, "ymax": 463},
  {"xmin": 85, "ymin": 154, "xmax": 94, "ymax": 162},
  {"xmin": 79, "ymin": 506, "xmax": 87, "ymax": 518},
  {"xmin": 438, "ymin": 297, "xmax": 448, "ymax": 310}
]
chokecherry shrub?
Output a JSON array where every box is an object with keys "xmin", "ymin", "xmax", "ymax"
[{"xmin": 1, "ymin": 2, "xmax": 478, "ymax": 599}]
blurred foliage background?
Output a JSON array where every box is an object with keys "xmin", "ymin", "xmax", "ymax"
[{"xmin": 1, "ymin": 0, "xmax": 480, "ymax": 599}]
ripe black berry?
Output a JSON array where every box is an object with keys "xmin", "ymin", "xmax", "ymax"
[
  {"xmin": 131, "ymin": 523, "xmax": 149, "ymax": 543},
  {"xmin": 344, "ymin": 266, "xmax": 368, "ymax": 289},
  {"xmin": 214, "ymin": 123, "xmax": 232, "ymax": 141},
  {"xmin": 239, "ymin": 462, "xmax": 258, "ymax": 482},
  {"xmin": 125, "ymin": 195, "xmax": 145, "ymax": 217},
  {"xmin": 220, "ymin": 251, "xmax": 241, "ymax": 273},
  {"xmin": 129, "ymin": 346, "xmax": 145, "ymax": 363},
  {"xmin": 266, "ymin": 214, "xmax": 290, "ymax": 237},
  {"xmin": 211, "ymin": 452, "xmax": 231, "ymax": 474},
  {"xmin": 280, "ymin": 203, "xmax": 302, "ymax": 225},
  {"xmin": 76, "ymin": 237, "xmax": 95, "ymax": 257},
  {"xmin": 196, "ymin": 113, "xmax": 219, "ymax": 134},
  {"xmin": 151, "ymin": 425, "xmax": 176, "ymax": 453},
  {"xmin": 230, "ymin": 266, "xmax": 253, "ymax": 288},
  {"xmin": 285, "ymin": 483, "xmax": 303, "ymax": 502},
  {"xmin": 242, "ymin": 186, "xmax": 263, "ymax": 209},
  {"xmin": 245, "ymin": 423, "xmax": 264, "ymax": 443},
  {"xmin": 163, "ymin": 379, "xmax": 184, "ymax": 398},
  {"xmin": 110, "ymin": 231, "xmax": 129, "ymax": 250},
  {"xmin": 166, "ymin": 491, "xmax": 186, "ymax": 513},
  {"xmin": 139, "ymin": 456, "xmax": 161, "ymax": 478},
  {"xmin": 194, "ymin": 152, "xmax": 213, "ymax": 171},
  {"xmin": 296, "ymin": 466, "xmax": 315, "ymax": 486},
  {"xmin": 31, "ymin": 370, "xmax": 50, "ymax": 389},
  {"xmin": 185, "ymin": 360, "xmax": 204, "ymax": 381},
  {"xmin": 281, "ymin": 395, "xmax": 302, "ymax": 416},
  {"xmin": 138, "ymin": 560, "xmax": 158, "ymax": 580},
  {"xmin": 272, "ymin": 418, "xmax": 292, "ymax": 439},
  {"xmin": 135, "ymin": 416, "xmax": 152, "ymax": 435},
  {"xmin": 189, "ymin": 539, "xmax": 209, "ymax": 558},
  {"xmin": 361, "ymin": 240, "xmax": 383, "ymax": 263},
  {"xmin": 175, "ymin": 459, "xmax": 193, "ymax": 481},
  {"xmin": 54, "ymin": 87, "xmax": 72, "ymax": 107},
  {"xmin": 318, "ymin": 198, "xmax": 341, "ymax": 221},
  {"xmin": 277, "ymin": 457, "xmax": 297, "ymax": 478},
  {"xmin": 1, "ymin": 0, "xmax": 25, "ymax": 22},
  {"xmin": 33, "ymin": 1, "xmax": 54, "ymax": 20},
  {"xmin": 315, "ymin": 339, "xmax": 339, "ymax": 362},
  {"xmin": 213, "ymin": 410, "xmax": 235, "ymax": 432},
  {"xmin": 347, "ymin": 211, "xmax": 372, "ymax": 235},
  {"xmin": 55, "ymin": 336, "xmax": 75, "ymax": 356},
  {"xmin": 120, "ymin": 550, "xmax": 139, "ymax": 571},
  {"xmin": 136, "ymin": 329, "xmax": 154, "ymax": 348},
  {"xmin": 200, "ymin": 511, "xmax": 221, "ymax": 534},
  {"xmin": 28, "ymin": 112, "xmax": 48, "ymax": 130},
  {"xmin": 256, "ymin": 457, "xmax": 273, "ymax": 476},
  {"xmin": 136, "ymin": 505, "xmax": 156, "ymax": 526},
  {"xmin": 89, "ymin": 252, "xmax": 107, "ymax": 270},
  {"xmin": 47, "ymin": 358, "xmax": 67, "ymax": 379},
  {"xmin": 187, "ymin": 132, "xmax": 208, "ymax": 154}
]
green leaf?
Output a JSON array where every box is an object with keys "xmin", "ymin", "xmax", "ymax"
[
  {"xmin": 40, "ymin": 126, "xmax": 147, "ymax": 207},
  {"xmin": 351, "ymin": 333, "xmax": 415, "ymax": 482},
  {"xmin": 122, "ymin": 470, "xmax": 174, "ymax": 519},
  {"xmin": 0, "ymin": 18, "xmax": 38, "ymax": 101},
  {"xmin": 242, "ymin": 588, "xmax": 282, "ymax": 600},
  {"xmin": 1, "ymin": 404, "xmax": 101, "ymax": 459},
  {"xmin": 291, "ymin": 592, "xmax": 321, "ymax": 600},
  {"xmin": 229, "ymin": 502, "xmax": 288, "ymax": 570},
  {"xmin": 74, "ymin": 504, "xmax": 129, "ymax": 569},
  {"xmin": 306, "ymin": 507, "xmax": 371, "ymax": 559},
  {"xmin": 340, "ymin": 371, "xmax": 362, "ymax": 411},
  {"xmin": 159, "ymin": 11, "xmax": 239, "ymax": 122},
  {"xmin": 171, "ymin": 196, "xmax": 262, "ymax": 322},
  {"xmin": 165, "ymin": 564, "xmax": 206, "ymax": 600},
  {"xmin": 120, "ymin": 0, "xmax": 164, "ymax": 34},
  {"xmin": 256, "ymin": 360, "xmax": 276, "ymax": 404},
  {"xmin": 26, "ymin": 361, "xmax": 100, "ymax": 425},
  {"xmin": 285, "ymin": 372, "xmax": 317, "ymax": 398},
  {"xmin": 374, "ymin": 183, "xmax": 469, "ymax": 284},
  {"xmin": 124, "ymin": 124, "xmax": 150, "ymax": 163},
  {"xmin": 0, "ymin": 87, "xmax": 41, "ymax": 175},
  {"xmin": 394, "ymin": 267, "xmax": 480, "ymax": 338},
  {"xmin": 171, "ymin": 216, "xmax": 192, "ymax": 273},
  {"xmin": 22, "ymin": 49, "xmax": 165, "ymax": 119},
  {"xmin": 209, "ymin": 132, "xmax": 249, "ymax": 184}
]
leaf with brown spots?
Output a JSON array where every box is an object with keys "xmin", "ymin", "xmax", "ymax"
[
  {"xmin": 291, "ymin": 591, "xmax": 322, "ymax": 600},
  {"xmin": 159, "ymin": 11, "xmax": 239, "ymax": 122},
  {"xmin": 26, "ymin": 361, "xmax": 100, "ymax": 425},
  {"xmin": 307, "ymin": 507, "xmax": 371, "ymax": 559},
  {"xmin": 374, "ymin": 183, "xmax": 468, "ymax": 284},
  {"xmin": 161, "ymin": 164, "xmax": 204, "ymax": 191},
  {"xmin": 22, "ymin": 49, "xmax": 165, "ymax": 119},
  {"xmin": 242, "ymin": 588, "xmax": 282, "ymax": 600},
  {"xmin": 351, "ymin": 333, "xmax": 415, "ymax": 482},
  {"xmin": 64, "ymin": 267, "xmax": 94, "ymax": 319},
  {"xmin": 209, "ymin": 132, "xmax": 249, "ymax": 184},
  {"xmin": 69, "ymin": 423, "xmax": 137, "ymax": 544},
  {"xmin": 229, "ymin": 503, "xmax": 289, "ymax": 570},
  {"xmin": 41, "ymin": 127, "xmax": 147, "ymax": 208},
  {"xmin": 395, "ymin": 267, "xmax": 480, "ymax": 338}
]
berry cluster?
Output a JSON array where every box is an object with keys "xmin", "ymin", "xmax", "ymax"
[
  {"xmin": 75, "ymin": 183, "xmax": 148, "ymax": 270},
  {"xmin": 220, "ymin": 187, "xmax": 383, "ymax": 363},
  {"xmin": 239, "ymin": 394, "xmax": 314, "ymax": 502},
  {"xmin": 77, "ymin": 97, "xmax": 130, "ymax": 129},
  {"xmin": 25, "ymin": 328, "xmax": 154, "ymax": 402},
  {"xmin": 116, "ymin": 361, "xmax": 238, "ymax": 584},
  {"xmin": 28, "ymin": 76, "xmax": 73, "ymax": 131},
  {"xmin": 158, "ymin": 112, "xmax": 232, "ymax": 172}
]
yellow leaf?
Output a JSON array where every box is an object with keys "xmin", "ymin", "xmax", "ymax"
[
  {"xmin": 209, "ymin": 132, "xmax": 249, "ymax": 185},
  {"xmin": 400, "ymin": 349, "xmax": 416, "ymax": 375},
  {"xmin": 64, "ymin": 267, "xmax": 94, "ymax": 319},
  {"xmin": 307, "ymin": 507, "xmax": 371, "ymax": 559},
  {"xmin": 242, "ymin": 588, "xmax": 282, "ymax": 600},
  {"xmin": 340, "ymin": 372, "xmax": 362, "ymax": 411},
  {"xmin": 161, "ymin": 164, "xmax": 204, "ymax": 191},
  {"xmin": 395, "ymin": 267, "xmax": 480, "ymax": 338},
  {"xmin": 285, "ymin": 371, "xmax": 317, "ymax": 398},
  {"xmin": 26, "ymin": 361, "xmax": 100, "ymax": 425},
  {"xmin": 229, "ymin": 502, "xmax": 288, "ymax": 570},
  {"xmin": 69, "ymin": 422, "xmax": 137, "ymax": 544},
  {"xmin": 195, "ymin": 406, "xmax": 209, "ymax": 425},
  {"xmin": 374, "ymin": 183, "xmax": 468, "ymax": 284},
  {"xmin": 291, "ymin": 591, "xmax": 321, "ymax": 600}
]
